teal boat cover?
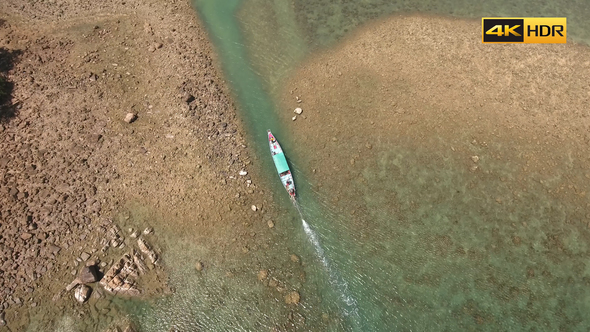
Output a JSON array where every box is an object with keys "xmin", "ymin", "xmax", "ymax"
[{"xmin": 272, "ymin": 152, "xmax": 290, "ymax": 174}]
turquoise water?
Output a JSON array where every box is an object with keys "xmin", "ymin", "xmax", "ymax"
[{"xmin": 124, "ymin": 0, "xmax": 590, "ymax": 331}]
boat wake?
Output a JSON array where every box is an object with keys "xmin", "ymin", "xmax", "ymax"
[{"xmin": 295, "ymin": 202, "xmax": 360, "ymax": 322}]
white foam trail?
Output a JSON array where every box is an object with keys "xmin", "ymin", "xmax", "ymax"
[
  {"xmin": 299, "ymin": 212, "xmax": 360, "ymax": 319},
  {"xmin": 301, "ymin": 219, "xmax": 329, "ymax": 269}
]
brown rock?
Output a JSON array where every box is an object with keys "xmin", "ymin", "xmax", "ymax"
[
  {"xmin": 183, "ymin": 93, "xmax": 195, "ymax": 104},
  {"xmin": 79, "ymin": 265, "xmax": 100, "ymax": 284},
  {"xmin": 20, "ymin": 232, "xmax": 33, "ymax": 240},
  {"xmin": 89, "ymin": 134, "xmax": 102, "ymax": 142},
  {"xmin": 290, "ymin": 254, "xmax": 300, "ymax": 263},
  {"xmin": 47, "ymin": 245, "xmax": 61, "ymax": 254},
  {"xmin": 195, "ymin": 261, "xmax": 203, "ymax": 271}
]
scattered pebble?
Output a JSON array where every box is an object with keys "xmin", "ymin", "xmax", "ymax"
[
  {"xmin": 239, "ymin": 170, "xmax": 248, "ymax": 176},
  {"xmin": 195, "ymin": 261, "xmax": 203, "ymax": 271},
  {"xmin": 292, "ymin": 115, "xmax": 297, "ymax": 121},
  {"xmin": 143, "ymin": 227, "xmax": 153, "ymax": 235},
  {"xmin": 471, "ymin": 155, "xmax": 480, "ymax": 163},
  {"xmin": 124, "ymin": 113, "xmax": 137, "ymax": 123},
  {"xmin": 294, "ymin": 107, "xmax": 302, "ymax": 114},
  {"xmin": 290, "ymin": 254, "xmax": 300, "ymax": 263},
  {"xmin": 267, "ymin": 220, "xmax": 275, "ymax": 228},
  {"xmin": 20, "ymin": 232, "xmax": 33, "ymax": 240},
  {"xmin": 251, "ymin": 205, "xmax": 257, "ymax": 211},
  {"xmin": 80, "ymin": 252, "xmax": 90, "ymax": 261}
]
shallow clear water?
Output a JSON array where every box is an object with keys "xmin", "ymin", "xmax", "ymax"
[{"xmin": 121, "ymin": 0, "xmax": 590, "ymax": 331}]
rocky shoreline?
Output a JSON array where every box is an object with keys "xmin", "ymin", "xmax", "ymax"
[{"xmin": 0, "ymin": 0, "xmax": 305, "ymax": 329}]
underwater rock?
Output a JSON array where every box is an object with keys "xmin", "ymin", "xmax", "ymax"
[
  {"xmin": 257, "ymin": 270, "xmax": 268, "ymax": 281},
  {"xmin": 284, "ymin": 291, "xmax": 300, "ymax": 305},
  {"xmin": 195, "ymin": 261, "xmax": 203, "ymax": 271},
  {"xmin": 124, "ymin": 325, "xmax": 137, "ymax": 332},
  {"xmin": 100, "ymin": 238, "xmax": 159, "ymax": 297},
  {"xmin": 268, "ymin": 278, "xmax": 278, "ymax": 288}
]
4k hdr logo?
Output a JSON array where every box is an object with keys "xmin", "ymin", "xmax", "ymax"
[{"xmin": 482, "ymin": 18, "xmax": 567, "ymax": 43}]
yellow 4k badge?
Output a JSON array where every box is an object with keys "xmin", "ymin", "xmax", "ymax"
[{"xmin": 482, "ymin": 18, "xmax": 566, "ymax": 43}]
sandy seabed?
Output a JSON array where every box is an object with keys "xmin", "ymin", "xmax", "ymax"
[{"xmin": 277, "ymin": 15, "xmax": 590, "ymax": 330}]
